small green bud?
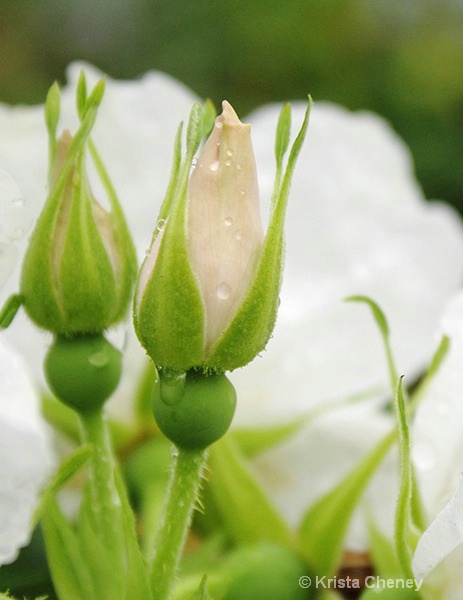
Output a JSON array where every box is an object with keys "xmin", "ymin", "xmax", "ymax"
[
  {"xmin": 134, "ymin": 99, "xmax": 310, "ymax": 373},
  {"xmin": 21, "ymin": 82, "xmax": 137, "ymax": 335},
  {"xmin": 153, "ymin": 370, "xmax": 236, "ymax": 450},
  {"xmin": 45, "ymin": 334, "xmax": 122, "ymax": 413}
]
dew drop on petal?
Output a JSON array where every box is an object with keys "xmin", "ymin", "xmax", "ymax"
[
  {"xmin": 88, "ymin": 351, "xmax": 109, "ymax": 367},
  {"xmin": 209, "ymin": 160, "xmax": 219, "ymax": 172},
  {"xmin": 236, "ymin": 163, "xmax": 242, "ymax": 170},
  {"xmin": 240, "ymin": 190, "xmax": 246, "ymax": 197},
  {"xmin": 191, "ymin": 158, "xmax": 198, "ymax": 168},
  {"xmin": 224, "ymin": 217, "xmax": 233, "ymax": 226},
  {"xmin": 226, "ymin": 149, "xmax": 233, "ymax": 157},
  {"xmin": 217, "ymin": 282, "xmax": 231, "ymax": 300},
  {"xmin": 156, "ymin": 218, "xmax": 166, "ymax": 231},
  {"xmin": 235, "ymin": 230, "xmax": 242, "ymax": 240},
  {"xmin": 225, "ymin": 159, "xmax": 232, "ymax": 167}
]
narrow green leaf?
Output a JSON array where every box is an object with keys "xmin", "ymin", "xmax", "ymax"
[
  {"xmin": 0, "ymin": 294, "xmax": 24, "ymax": 329},
  {"xmin": 41, "ymin": 501, "xmax": 95, "ymax": 600},
  {"xmin": 274, "ymin": 103, "xmax": 291, "ymax": 172},
  {"xmin": 346, "ymin": 296, "xmax": 397, "ymax": 388},
  {"xmin": 409, "ymin": 335, "xmax": 450, "ymax": 412},
  {"xmin": 114, "ymin": 470, "xmax": 153, "ymax": 600},
  {"xmin": 187, "ymin": 575, "xmax": 211, "ymax": 600},
  {"xmin": 33, "ymin": 445, "xmax": 92, "ymax": 526},
  {"xmin": 230, "ymin": 419, "xmax": 305, "ymax": 457},
  {"xmin": 367, "ymin": 516, "xmax": 402, "ymax": 578},
  {"xmin": 393, "ymin": 378, "xmax": 414, "ymax": 580},
  {"xmin": 207, "ymin": 437, "xmax": 293, "ymax": 547},
  {"xmin": 298, "ymin": 430, "xmax": 395, "ymax": 578}
]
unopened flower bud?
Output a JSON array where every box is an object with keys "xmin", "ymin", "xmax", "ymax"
[
  {"xmin": 134, "ymin": 98, "xmax": 310, "ymax": 373},
  {"xmin": 21, "ymin": 81, "xmax": 137, "ymax": 335}
]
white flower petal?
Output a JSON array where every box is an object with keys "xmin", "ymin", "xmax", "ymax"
[
  {"xmin": 251, "ymin": 400, "xmax": 398, "ymax": 550},
  {"xmin": 412, "ymin": 473, "xmax": 463, "ymax": 582},
  {"xmin": 232, "ymin": 102, "xmax": 463, "ymax": 426},
  {"xmin": 0, "ymin": 337, "xmax": 52, "ymax": 565}
]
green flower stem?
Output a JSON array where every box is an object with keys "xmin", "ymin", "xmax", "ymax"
[
  {"xmin": 150, "ymin": 447, "xmax": 207, "ymax": 599},
  {"xmin": 80, "ymin": 408, "xmax": 124, "ymax": 568}
]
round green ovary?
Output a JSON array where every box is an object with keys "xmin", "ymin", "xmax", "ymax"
[
  {"xmin": 45, "ymin": 334, "xmax": 122, "ymax": 412},
  {"xmin": 153, "ymin": 370, "xmax": 236, "ymax": 450}
]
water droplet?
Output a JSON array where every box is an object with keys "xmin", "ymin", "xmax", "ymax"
[
  {"xmin": 225, "ymin": 159, "xmax": 232, "ymax": 167},
  {"xmin": 224, "ymin": 217, "xmax": 233, "ymax": 226},
  {"xmin": 209, "ymin": 160, "xmax": 219, "ymax": 171},
  {"xmin": 236, "ymin": 163, "xmax": 242, "ymax": 170},
  {"xmin": 10, "ymin": 196, "xmax": 25, "ymax": 207},
  {"xmin": 178, "ymin": 500, "xmax": 184, "ymax": 508},
  {"xmin": 215, "ymin": 122, "xmax": 223, "ymax": 130},
  {"xmin": 235, "ymin": 230, "xmax": 242, "ymax": 240},
  {"xmin": 240, "ymin": 190, "xmax": 246, "ymax": 197},
  {"xmin": 191, "ymin": 157, "xmax": 198, "ymax": 168},
  {"xmin": 217, "ymin": 282, "xmax": 231, "ymax": 300},
  {"xmin": 226, "ymin": 149, "xmax": 233, "ymax": 157},
  {"xmin": 160, "ymin": 369, "xmax": 187, "ymax": 405},
  {"xmin": 156, "ymin": 218, "xmax": 166, "ymax": 231},
  {"xmin": 88, "ymin": 351, "xmax": 109, "ymax": 367}
]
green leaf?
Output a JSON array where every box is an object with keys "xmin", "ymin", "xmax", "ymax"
[
  {"xmin": 298, "ymin": 430, "xmax": 395, "ymax": 578},
  {"xmin": 33, "ymin": 445, "xmax": 93, "ymax": 526},
  {"xmin": 345, "ymin": 296, "xmax": 397, "ymax": 387},
  {"xmin": 409, "ymin": 335, "xmax": 450, "ymax": 412},
  {"xmin": 41, "ymin": 500, "xmax": 95, "ymax": 600},
  {"xmin": 393, "ymin": 378, "xmax": 414, "ymax": 580},
  {"xmin": 367, "ymin": 516, "xmax": 402, "ymax": 578},
  {"xmin": 0, "ymin": 294, "xmax": 24, "ymax": 330},
  {"xmin": 230, "ymin": 419, "xmax": 305, "ymax": 457},
  {"xmin": 45, "ymin": 81, "xmax": 61, "ymax": 172},
  {"xmin": 207, "ymin": 436, "xmax": 293, "ymax": 547},
  {"xmin": 187, "ymin": 575, "xmax": 212, "ymax": 600},
  {"xmin": 114, "ymin": 471, "xmax": 153, "ymax": 600}
]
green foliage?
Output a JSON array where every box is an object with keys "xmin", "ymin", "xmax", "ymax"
[
  {"xmin": 187, "ymin": 576, "xmax": 212, "ymax": 600},
  {"xmin": 207, "ymin": 437, "xmax": 293, "ymax": 547}
]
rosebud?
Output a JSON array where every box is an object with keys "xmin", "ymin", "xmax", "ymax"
[
  {"xmin": 20, "ymin": 80, "xmax": 137, "ymax": 335},
  {"xmin": 134, "ymin": 99, "xmax": 310, "ymax": 372}
]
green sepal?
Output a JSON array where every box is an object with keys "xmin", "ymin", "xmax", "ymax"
[
  {"xmin": 0, "ymin": 294, "xmax": 24, "ymax": 329},
  {"xmin": 134, "ymin": 103, "xmax": 206, "ymax": 370},
  {"xmin": 207, "ymin": 98, "xmax": 311, "ymax": 371},
  {"xmin": 207, "ymin": 436, "xmax": 293, "ymax": 547}
]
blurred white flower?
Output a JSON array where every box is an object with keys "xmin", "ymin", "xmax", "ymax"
[
  {"xmin": 0, "ymin": 168, "xmax": 52, "ymax": 565},
  {"xmin": 411, "ymin": 292, "xmax": 463, "ymax": 598},
  {"xmin": 229, "ymin": 102, "xmax": 463, "ymax": 551},
  {"xmin": 2, "ymin": 64, "xmax": 463, "ymax": 582}
]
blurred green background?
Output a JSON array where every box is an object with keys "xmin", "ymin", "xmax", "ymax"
[{"xmin": 1, "ymin": 0, "xmax": 463, "ymax": 208}]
